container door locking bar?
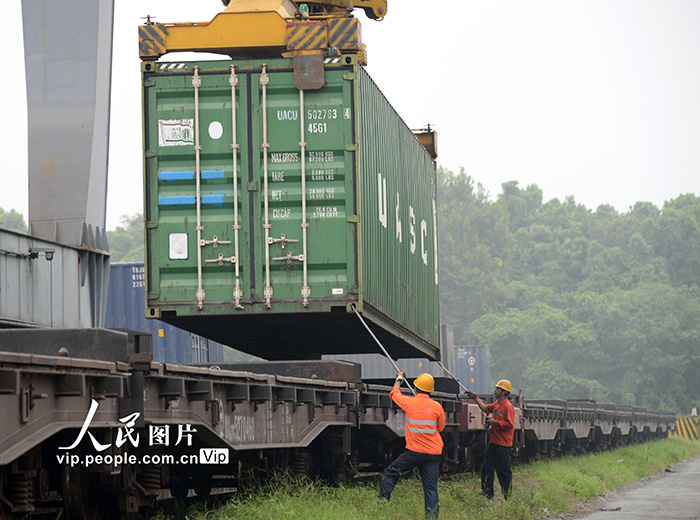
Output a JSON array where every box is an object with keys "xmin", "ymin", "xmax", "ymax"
[
  {"xmin": 205, "ymin": 254, "xmax": 237, "ymax": 267},
  {"xmin": 200, "ymin": 236, "xmax": 231, "ymax": 248},
  {"xmin": 193, "ymin": 66, "xmax": 205, "ymax": 309},
  {"xmin": 268, "ymin": 234, "xmax": 298, "ymax": 248},
  {"xmin": 261, "ymin": 64, "xmax": 273, "ymax": 309},
  {"xmin": 230, "ymin": 64, "xmax": 244, "ymax": 309},
  {"xmin": 272, "ymin": 252, "xmax": 305, "ymax": 267},
  {"xmin": 299, "ymin": 89, "xmax": 311, "ymax": 306}
]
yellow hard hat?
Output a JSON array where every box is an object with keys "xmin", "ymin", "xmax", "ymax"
[
  {"xmin": 414, "ymin": 373, "xmax": 435, "ymax": 393},
  {"xmin": 495, "ymin": 379, "xmax": 512, "ymax": 393}
]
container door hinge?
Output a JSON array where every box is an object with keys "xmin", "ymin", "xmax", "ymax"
[
  {"xmin": 343, "ymin": 73, "xmax": 356, "ymax": 81},
  {"xmin": 346, "ymin": 215, "xmax": 359, "ymax": 223},
  {"xmin": 145, "ymin": 221, "xmax": 158, "ymax": 229},
  {"xmin": 248, "ymin": 181, "xmax": 259, "ymax": 192},
  {"xmin": 144, "ymin": 150, "xmax": 157, "ymax": 158},
  {"xmin": 144, "ymin": 79, "xmax": 156, "ymax": 87},
  {"xmin": 345, "ymin": 144, "xmax": 358, "ymax": 152}
]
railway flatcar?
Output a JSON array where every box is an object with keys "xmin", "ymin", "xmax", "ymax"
[{"xmin": 0, "ymin": 324, "xmax": 677, "ymax": 519}]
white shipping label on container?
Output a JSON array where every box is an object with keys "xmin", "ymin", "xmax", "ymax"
[
  {"xmin": 159, "ymin": 119, "xmax": 194, "ymax": 147},
  {"xmin": 169, "ymin": 233, "xmax": 188, "ymax": 260},
  {"xmin": 332, "ymin": 288, "xmax": 344, "ymax": 295}
]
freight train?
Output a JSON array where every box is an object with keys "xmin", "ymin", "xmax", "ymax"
[
  {"xmin": 0, "ymin": 334, "xmax": 675, "ymax": 519},
  {"xmin": 0, "ymin": 2, "xmax": 676, "ymax": 519}
]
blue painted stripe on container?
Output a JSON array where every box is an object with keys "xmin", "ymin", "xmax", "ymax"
[
  {"xmin": 159, "ymin": 195, "xmax": 196, "ymax": 206},
  {"xmin": 202, "ymin": 193, "xmax": 226, "ymax": 206},
  {"xmin": 158, "ymin": 170, "xmax": 195, "ymax": 181},
  {"xmin": 158, "ymin": 170, "xmax": 224, "ymax": 181},
  {"xmin": 202, "ymin": 170, "xmax": 225, "ymax": 180}
]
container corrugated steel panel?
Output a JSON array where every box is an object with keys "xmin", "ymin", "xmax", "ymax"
[
  {"xmin": 454, "ymin": 345, "xmax": 491, "ymax": 395},
  {"xmin": 142, "ymin": 56, "xmax": 439, "ymax": 360},
  {"xmin": 105, "ymin": 262, "xmax": 224, "ymax": 363}
]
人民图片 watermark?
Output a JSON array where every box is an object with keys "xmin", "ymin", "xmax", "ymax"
[{"xmin": 55, "ymin": 399, "xmax": 229, "ymax": 468}]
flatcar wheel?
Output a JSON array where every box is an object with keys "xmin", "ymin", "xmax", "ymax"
[{"xmin": 62, "ymin": 465, "xmax": 99, "ymax": 520}]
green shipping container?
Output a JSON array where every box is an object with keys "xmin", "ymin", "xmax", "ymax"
[{"xmin": 142, "ymin": 55, "xmax": 439, "ymax": 360}]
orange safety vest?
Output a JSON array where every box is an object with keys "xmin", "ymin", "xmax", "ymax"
[{"xmin": 390, "ymin": 388, "xmax": 446, "ymax": 455}]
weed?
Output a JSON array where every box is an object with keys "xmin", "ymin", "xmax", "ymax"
[{"xmin": 153, "ymin": 438, "xmax": 700, "ymax": 520}]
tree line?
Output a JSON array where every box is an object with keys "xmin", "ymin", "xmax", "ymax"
[{"xmin": 438, "ymin": 167, "xmax": 700, "ymax": 412}]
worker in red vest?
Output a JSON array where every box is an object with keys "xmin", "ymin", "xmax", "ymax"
[
  {"xmin": 467, "ymin": 379, "xmax": 515, "ymax": 499},
  {"xmin": 379, "ymin": 372, "xmax": 446, "ymax": 519}
]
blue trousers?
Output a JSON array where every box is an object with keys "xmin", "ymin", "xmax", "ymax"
[
  {"xmin": 481, "ymin": 443, "xmax": 512, "ymax": 498},
  {"xmin": 379, "ymin": 450, "xmax": 441, "ymax": 519}
]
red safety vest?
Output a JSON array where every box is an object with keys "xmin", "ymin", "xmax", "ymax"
[{"xmin": 486, "ymin": 398, "xmax": 515, "ymax": 447}]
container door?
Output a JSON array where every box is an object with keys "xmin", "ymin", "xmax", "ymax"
[
  {"xmin": 144, "ymin": 66, "xmax": 252, "ymax": 312},
  {"xmin": 247, "ymin": 65, "xmax": 357, "ymax": 311}
]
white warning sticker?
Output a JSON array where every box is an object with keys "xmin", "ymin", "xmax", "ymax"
[
  {"xmin": 169, "ymin": 233, "xmax": 188, "ymax": 260},
  {"xmin": 159, "ymin": 119, "xmax": 194, "ymax": 147}
]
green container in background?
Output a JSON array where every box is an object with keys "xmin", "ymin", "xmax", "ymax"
[{"xmin": 142, "ymin": 55, "xmax": 439, "ymax": 360}]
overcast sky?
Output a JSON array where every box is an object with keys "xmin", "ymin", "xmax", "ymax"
[{"xmin": 2, "ymin": 0, "xmax": 699, "ymax": 230}]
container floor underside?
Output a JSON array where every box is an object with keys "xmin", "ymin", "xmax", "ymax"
[{"xmin": 157, "ymin": 311, "xmax": 438, "ymax": 361}]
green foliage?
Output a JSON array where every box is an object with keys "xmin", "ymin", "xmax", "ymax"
[
  {"xmin": 437, "ymin": 170, "xmax": 700, "ymax": 411},
  {"xmin": 161, "ymin": 439, "xmax": 700, "ymax": 520},
  {"xmin": 107, "ymin": 214, "xmax": 145, "ymax": 263},
  {"xmin": 0, "ymin": 207, "xmax": 27, "ymax": 233},
  {"xmin": 223, "ymin": 347, "xmax": 262, "ymax": 362}
]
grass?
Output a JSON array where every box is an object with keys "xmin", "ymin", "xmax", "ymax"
[{"xmin": 151, "ymin": 438, "xmax": 700, "ymax": 520}]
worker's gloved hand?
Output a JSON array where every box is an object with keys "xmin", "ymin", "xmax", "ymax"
[
  {"xmin": 466, "ymin": 390, "xmax": 477, "ymax": 399},
  {"xmin": 395, "ymin": 371, "xmax": 406, "ymax": 383}
]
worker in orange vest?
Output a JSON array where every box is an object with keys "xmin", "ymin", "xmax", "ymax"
[
  {"xmin": 467, "ymin": 379, "xmax": 515, "ymax": 499},
  {"xmin": 379, "ymin": 372, "xmax": 446, "ymax": 519}
]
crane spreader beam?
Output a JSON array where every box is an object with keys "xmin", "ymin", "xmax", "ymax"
[{"xmin": 138, "ymin": 0, "xmax": 385, "ymax": 88}]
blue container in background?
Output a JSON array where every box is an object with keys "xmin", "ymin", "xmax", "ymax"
[
  {"xmin": 106, "ymin": 263, "xmax": 224, "ymax": 363},
  {"xmin": 453, "ymin": 345, "xmax": 491, "ymax": 395}
]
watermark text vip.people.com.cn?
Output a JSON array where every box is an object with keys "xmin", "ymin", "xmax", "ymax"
[{"xmin": 56, "ymin": 449, "xmax": 230, "ymax": 469}]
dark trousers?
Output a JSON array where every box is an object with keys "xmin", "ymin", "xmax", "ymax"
[
  {"xmin": 379, "ymin": 450, "xmax": 441, "ymax": 519},
  {"xmin": 481, "ymin": 443, "xmax": 512, "ymax": 498}
]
